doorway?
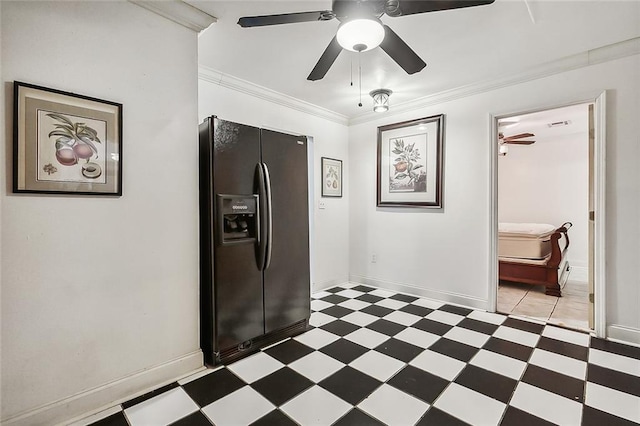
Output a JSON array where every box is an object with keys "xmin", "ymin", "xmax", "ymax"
[{"xmin": 492, "ymin": 99, "xmax": 604, "ymax": 333}]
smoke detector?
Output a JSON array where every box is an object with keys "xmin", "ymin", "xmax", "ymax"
[{"xmin": 547, "ymin": 120, "xmax": 571, "ymax": 128}]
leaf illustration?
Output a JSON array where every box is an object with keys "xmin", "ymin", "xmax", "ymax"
[
  {"xmin": 395, "ymin": 173, "xmax": 408, "ymax": 179},
  {"xmin": 46, "ymin": 113, "xmax": 74, "ymax": 127},
  {"xmin": 74, "ymin": 123, "xmax": 87, "ymax": 136},
  {"xmin": 413, "ymin": 164, "xmax": 423, "ymax": 170},
  {"xmin": 78, "ymin": 127, "xmax": 102, "ymax": 143},
  {"xmin": 48, "ymin": 129, "xmax": 73, "ymax": 138},
  {"xmin": 52, "ymin": 122, "xmax": 73, "ymax": 131},
  {"xmin": 392, "ymin": 148, "xmax": 403, "ymax": 155},
  {"xmin": 82, "ymin": 126, "xmax": 97, "ymax": 137},
  {"xmin": 80, "ymin": 126, "xmax": 101, "ymax": 143}
]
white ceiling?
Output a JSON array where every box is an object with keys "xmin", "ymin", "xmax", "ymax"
[
  {"xmin": 499, "ymin": 103, "xmax": 589, "ymax": 144},
  {"xmin": 191, "ymin": 0, "xmax": 640, "ymax": 119}
]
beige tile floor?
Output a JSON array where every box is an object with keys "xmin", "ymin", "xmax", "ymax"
[{"xmin": 497, "ymin": 279, "xmax": 590, "ymax": 331}]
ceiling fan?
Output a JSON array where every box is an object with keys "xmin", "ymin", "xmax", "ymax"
[
  {"xmin": 499, "ymin": 132, "xmax": 536, "ymax": 145},
  {"xmin": 238, "ymin": 0, "xmax": 496, "ymax": 81}
]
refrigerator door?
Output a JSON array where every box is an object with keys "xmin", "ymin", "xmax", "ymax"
[
  {"xmin": 211, "ymin": 118, "xmax": 264, "ymax": 351},
  {"xmin": 260, "ymin": 130, "xmax": 311, "ymax": 333},
  {"xmin": 254, "ymin": 162, "xmax": 272, "ymax": 271}
]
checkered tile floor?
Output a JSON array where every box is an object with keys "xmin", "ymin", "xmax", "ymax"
[{"xmin": 86, "ymin": 285, "xmax": 640, "ymax": 426}]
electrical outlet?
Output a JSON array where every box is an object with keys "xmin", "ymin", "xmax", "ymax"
[
  {"xmin": 371, "ymin": 254, "xmax": 377, "ymax": 263},
  {"xmin": 318, "ymin": 200, "xmax": 326, "ymax": 210}
]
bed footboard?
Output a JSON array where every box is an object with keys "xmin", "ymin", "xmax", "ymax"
[{"xmin": 499, "ymin": 222, "xmax": 572, "ymax": 296}]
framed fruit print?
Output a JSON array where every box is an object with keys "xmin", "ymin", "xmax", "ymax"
[
  {"xmin": 377, "ymin": 114, "xmax": 444, "ymax": 208},
  {"xmin": 321, "ymin": 157, "xmax": 342, "ymax": 197},
  {"xmin": 13, "ymin": 81, "xmax": 122, "ymax": 195}
]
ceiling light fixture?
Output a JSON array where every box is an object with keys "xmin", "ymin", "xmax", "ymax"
[
  {"xmin": 370, "ymin": 89, "xmax": 392, "ymax": 113},
  {"xmin": 336, "ymin": 18, "xmax": 385, "ymax": 52}
]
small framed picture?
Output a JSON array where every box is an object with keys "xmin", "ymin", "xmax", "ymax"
[
  {"xmin": 377, "ymin": 114, "xmax": 444, "ymax": 208},
  {"xmin": 13, "ymin": 81, "xmax": 122, "ymax": 195},
  {"xmin": 321, "ymin": 157, "xmax": 342, "ymax": 197}
]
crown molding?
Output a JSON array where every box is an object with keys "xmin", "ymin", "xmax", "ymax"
[
  {"xmin": 198, "ymin": 37, "xmax": 638, "ymax": 127},
  {"xmin": 130, "ymin": 0, "xmax": 217, "ymax": 32},
  {"xmin": 199, "ymin": 66, "xmax": 350, "ymax": 126},
  {"xmin": 349, "ymin": 37, "xmax": 640, "ymax": 126}
]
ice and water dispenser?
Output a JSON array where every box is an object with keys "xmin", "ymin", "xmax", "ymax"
[{"xmin": 216, "ymin": 195, "xmax": 258, "ymax": 245}]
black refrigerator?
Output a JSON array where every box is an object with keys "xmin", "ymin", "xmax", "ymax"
[{"xmin": 199, "ymin": 116, "xmax": 311, "ymax": 365}]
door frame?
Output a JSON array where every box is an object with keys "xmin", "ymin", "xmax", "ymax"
[{"xmin": 487, "ymin": 91, "xmax": 607, "ymax": 338}]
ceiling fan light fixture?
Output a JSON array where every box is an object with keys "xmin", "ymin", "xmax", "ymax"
[
  {"xmin": 370, "ymin": 89, "xmax": 392, "ymax": 112},
  {"xmin": 336, "ymin": 18, "xmax": 385, "ymax": 52}
]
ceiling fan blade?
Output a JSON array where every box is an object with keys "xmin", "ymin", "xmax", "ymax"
[
  {"xmin": 504, "ymin": 132, "xmax": 535, "ymax": 140},
  {"xmin": 238, "ymin": 11, "xmax": 333, "ymax": 27},
  {"xmin": 379, "ymin": 25, "xmax": 426, "ymax": 75},
  {"xmin": 307, "ymin": 36, "xmax": 342, "ymax": 81},
  {"xmin": 389, "ymin": 0, "xmax": 495, "ymax": 17},
  {"xmin": 505, "ymin": 140, "xmax": 535, "ymax": 145}
]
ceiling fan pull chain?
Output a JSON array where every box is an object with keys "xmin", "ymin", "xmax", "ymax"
[
  {"xmin": 358, "ymin": 52, "xmax": 363, "ymax": 107},
  {"xmin": 350, "ymin": 57, "xmax": 354, "ymax": 87}
]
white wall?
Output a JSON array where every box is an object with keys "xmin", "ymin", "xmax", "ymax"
[
  {"xmin": 498, "ymin": 127, "xmax": 589, "ymax": 271},
  {"xmin": 1, "ymin": 2, "xmax": 201, "ymax": 424},
  {"xmin": 0, "ymin": 5, "xmax": 637, "ymax": 425},
  {"xmin": 349, "ymin": 55, "xmax": 640, "ymax": 341},
  {"xmin": 198, "ymin": 79, "xmax": 350, "ymax": 291}
]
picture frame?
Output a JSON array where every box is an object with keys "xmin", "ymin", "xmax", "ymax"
[
  {"xmin": 377, "ymin": 114, "xmax": 444, "ymax": 208},
  {"xmin": 13, "ymin": 81, "xmax": 122, "ymax": 195},
  {"xmin": 321, "ymin": 157, "xmax": 342, "ymax": 197}
]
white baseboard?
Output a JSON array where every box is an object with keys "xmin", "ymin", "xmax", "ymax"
[
  {"xmin": 2, "ymin": 350, "xmax": 203, "ymax": 426},
  {"xmin": 349, "ymin": 275, "xmax": 490, "ymax": 311},
  {"xmin": 568, "ymin": 265, "xmax": 588, "ymax": 283},
  {"xmin": 607, "ymin": 325, "xmax": 640, "ymax": 346},
  {"xmin": 313, "ymin": 278, "xmax": 349, "ymax": 293}
]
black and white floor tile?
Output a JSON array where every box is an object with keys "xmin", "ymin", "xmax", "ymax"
[{"xmin": 83, "ymin": 285, "xmax": 640, "ymax": 426}]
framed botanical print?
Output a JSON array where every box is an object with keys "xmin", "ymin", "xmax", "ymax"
[
  {"xmin": 13, "ymin": 81, "xmax": 122, "ymax": 195},
  {"xmin": 321, "ymin": 157, "xmax": 342, "ymax": 197},
  {"xmin": 377, "ymin": 114, "xmax": 444, "ymax": 208}
]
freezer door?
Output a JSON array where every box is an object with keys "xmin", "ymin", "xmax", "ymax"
[
  {"xmin": 211, "ymin": 118, "xmax": 265, "ymax": 352},
  {"xmin": 261, "ymin": 130, "xmax": 311, "ymax": 333}
]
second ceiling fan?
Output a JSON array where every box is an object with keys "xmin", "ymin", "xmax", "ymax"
[
  {"xmin": 238, "ymin": 0, "xmax": 496, "ymax": 81},
  {"xmin": 499, "ymin": 132, "xmax": 536, "ymax": 145}
]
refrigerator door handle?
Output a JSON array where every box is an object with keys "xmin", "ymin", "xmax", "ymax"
[
  {"xmin": 262, "ymin": 162, "xmax": 273, "ymax": 270},
  {"xmin": 255, "ymin": 163, "xmax": 267, "ymax": 271}
]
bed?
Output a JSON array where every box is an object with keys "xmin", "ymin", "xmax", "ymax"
[{"xmin": 498, "ymin": 222, "xmax": 572, "ymax": 297}]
